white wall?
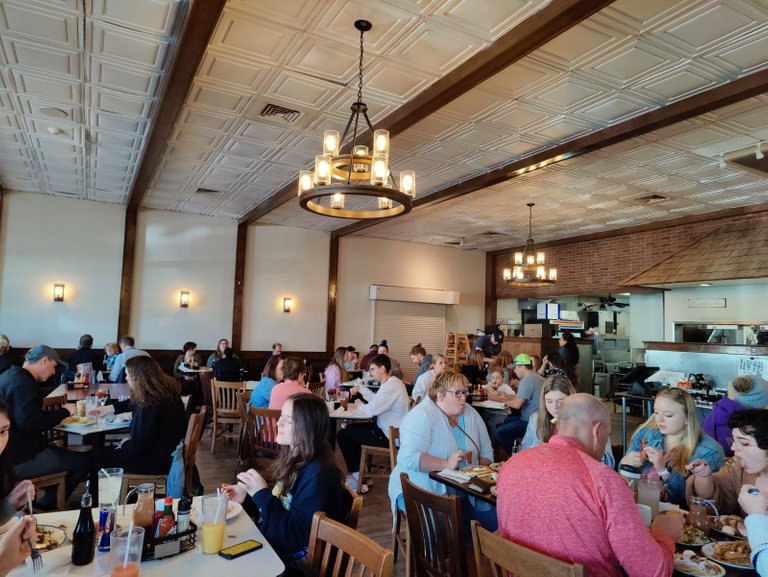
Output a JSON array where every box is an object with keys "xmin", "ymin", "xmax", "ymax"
[
  {"xmin": 131, "ymin": 210, "xmax": 237, "ymax": 349},
  {"xmin": 336, "ymin": 236, "xmax": 485, "ymax": 354},
  {"xmin": 0, "ymin": 192, "xmax": 124, "ymax": 348},
  {"xmin": 663, "ymin": 284, "xmax": 768, "ymax": 340},
  {"xmin": 241, "ymin": 225, "xmax": 330, "ymax": 351},
  {"xmin": 629, "ymin": 293, "xmax": 664, "ymax": 359}
]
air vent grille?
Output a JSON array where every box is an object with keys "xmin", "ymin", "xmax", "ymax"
[
  {"xmin": 260, "ymin": 103, "xmax": 301, "ymax": 124},
  {"xmin": 195, "ymin": 188, "xmax": 223, "ymax": 196},
  {"xmin": 636, "ymin": 194, "xmax": 668, "ymax": 204}
]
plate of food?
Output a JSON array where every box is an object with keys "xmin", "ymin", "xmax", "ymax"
[
  {"xmin": 489, "ymin": 462, "xmax": 505, "ymax": 472},
  {"xmin": 702, "ymin": 541, "xmax": 752, "ymax": 569},
  {"xmin": 60, "ymin": 416, "xmax": 95, "ymax": 427},
  {"xmin": 708, "ymin": 515, "xmax": 748, "ymax": 539},
  {"xmin": 677, "ymin": 525, "xmax": 711, "ymax": 547},
  {"xmin": 674, "ymin": 550, "xmax": 725, "ymax": 577},
  {"xmin": 462, "ymin": 465, "xmax": 494, "ymax": 477},
  {"xmin": 35, "ymin": 525, "xmax": 66, "ymax": 552}
]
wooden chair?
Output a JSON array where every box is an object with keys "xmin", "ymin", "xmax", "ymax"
[
  {"xmin": 388, "ymin": 428, "xmax": 409, "ymax": 573},
  {"xmin": 357, "ymin": 426, "xmax": 395, "ymax": 495},
  {"xmin": 248, "ymin": 406, "xmax": 281, "ymax": 456},
  {"xmin": 43, "ymin": 395, "xmax": 68, "ymax": 447},
  {"xmin": 309, "ymin": 381, "xmax": 325, "ymax": 398},
  {"xmin": 210, "ymin": 379, "xmax": 245, "ymax": 453},
  {"xmin": 29, "ymin": 472, "xmax": 67, "ymax": 511},
  {"xmin": 471, "ymin": 520, "xmax": 585, "ymax": 577},
  {"xmin": 401, "ymin": 472, "xmax": 467, "ymax": 577},
  {"xmin": 307, "ymin": 511, "xmax": 393, "ymax": 577},
  {"xmin": 342, "ymin": 482, "xmax": 363, "ymax": 530},
  {"xmin": 236, "ymin": 391, "xmax": 252, "ymax": 467}
]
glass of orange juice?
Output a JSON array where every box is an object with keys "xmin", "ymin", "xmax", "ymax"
[
  {"xmin": 110, "ymin": 527, "xmax": 144, "ymax": 577},
  {"xmin": 201, "ymin": 493, "xmax": 228, "ymax": 554}
]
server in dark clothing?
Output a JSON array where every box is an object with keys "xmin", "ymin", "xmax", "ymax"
[
  {"xmin": 0, "ymin": 346, "xmax": 91, "ymax": 505},
  {"xmin": 92, "ymin": 356, "xmax": 186, "ymax": 475},
  {"xmin": 213, "ymin": 347, "xmax": 242, "ymax": 382},
  {"xmin": 67, "ymin": 334, "xmax": 104, "ymax": 374},
  {"xmin": 223, "ymin": 393, "xmax": 345, "ymax": 571}
]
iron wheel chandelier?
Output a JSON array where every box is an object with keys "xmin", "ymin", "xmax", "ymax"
[
  {"xmin": 297, "ymin": 20, "xmax": 415, "ymax": 219},
  {"xmin": 503, "ymin": 203, "xmax": 557, "ymax": 287}
]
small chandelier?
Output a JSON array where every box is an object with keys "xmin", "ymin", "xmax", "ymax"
[
  {"xmin": 297, "ymin": 20, "xmax": 415, "ymax": 219},
  {"xmin": 503, "ymin": 203, "xmax": 557, "ymax": 286}
]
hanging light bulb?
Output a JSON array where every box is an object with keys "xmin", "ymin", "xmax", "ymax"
[
  {"xmin": 502, "ymin": 268, "xmax": 512, "ymax": 281},
  {"xmin": 757, "ymin": 144, "xmax": 765, "ymax": 160},
  {"xmin": 323, "ymin": 131, "xmax": 340, "ymax": 157},
  {"xmin": 330, "ymin": 192, "xmax": 345, "ymax": 210},
  {"xmin": 314, "ymin": 155, "xmax": 332, "ymax": 185},
  {"xmin": 298, "ymin": 170, "xmax": 313, "ymax": 196},
  {"xmin": 378, "ymin": 197, "xmax": 392, "ymax": 209}
]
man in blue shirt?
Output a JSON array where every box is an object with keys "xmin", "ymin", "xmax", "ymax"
[
  {"xmin": 109, "ymin": 336, "xmax": 149, "ymax": 382},
  {"xmin": 495, "ymin": 353, "xmax": 544, "ymax": 455}
]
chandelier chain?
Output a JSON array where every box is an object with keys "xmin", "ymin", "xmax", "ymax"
[{"xmin": 357, "ymin": 27, "xmax": 365, "ymax": 103}]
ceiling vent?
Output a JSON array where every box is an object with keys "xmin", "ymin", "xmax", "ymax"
[
  {"xmin": 635, "ymin": 194, "xmax": 668, "ymax": 204},
  {"xmin": 259, "ymin": 103, "xmax": 301, "ymax": 125},
  {"xmin": 195, "ymin": 188, "xmax": 223, "ymax": 197},
  {"xmin": 443, "ymin": 239, "xmax": 464, "ymax": 247}
]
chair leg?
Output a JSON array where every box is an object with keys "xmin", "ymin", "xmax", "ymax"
[
  {"xmin": 210, "ymin": 415, "xmax": 217, "ymax": 454},
  {"xmin": 357, "ymin": 448, "xmax": 368, "ymax": 495},
  {"xmin": 391, "ymin": 510, "xmax": 400, "ymax": 563},
  {"xmin": 56, "ymin": 479, "xmax": 66, "ymax": 510}
]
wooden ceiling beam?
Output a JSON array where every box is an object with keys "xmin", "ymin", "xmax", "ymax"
[
  {"xmin": 125, "ymin": 0, "xmax": 226, "ymax": 212},
  {"xmin": 238, "ymin": 0, "xmax": 614, "ymax": 226},
  {"xmin": 333, "ymin": 67, "xmax": 768, "ymax": 240}
]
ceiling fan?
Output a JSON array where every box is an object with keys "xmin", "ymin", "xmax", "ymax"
[{"xmin": 578, "ymin": 294, "xmax": 630, "ymax": 311}]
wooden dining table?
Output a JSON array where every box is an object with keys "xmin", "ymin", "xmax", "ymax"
[
  {"xmin": 8, "ymin": 497, "xmax": 285, "ymax": 577},
  {"xmin": 428, "ymin": 471, "xmax": 497, "ymax": 506},
  {"xmin": 48, "ymin": 382, "xmax": 131, "ymax": 403}
]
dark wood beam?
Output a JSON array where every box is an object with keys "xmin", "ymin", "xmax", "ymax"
[
  {"xmin": 488, "ymin": 199, "xmax": 768, "ymax": 257},
  {"xmin": 117, "ymin": 208, "xmax": 138, "ymax": 339},
  {"xmin": 239, "ymin": 0, "xmax": 613, "ymax": 226},
  {"xmin": 484, "ymin": 252, "xmax": 496, "ymax": 328},
  {"xmin": 325, "ymin": 235, "xmax": 339, "ymax": 354},
  {"xmin": 125, "ymin": 0, "xmax": 226, "ymax": 212},
  {"xmin": 231, "ymin": 221, "xmax": 248, "ymax": 351},
  {"xmin": 335, "ymin": 67, "xmax": 768, "ymax": 239}
]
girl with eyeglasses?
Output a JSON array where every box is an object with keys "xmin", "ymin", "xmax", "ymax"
[
  {"xmin": 222, "ymin": 393, "xmax": 345, "ymax": 571},
  {"xmin": 388, "ymin": 370, "xmax": 497, "ymax": 531},
  {"xmin": 688, "ymin": 409, "xmax": 768, "ymax": 517},
  {"xmin": 520, "ymin": 375, "xmax": 615, "ymax": 468},
  {"xmin": 620, "ymin": 387, "xmax": 724, "ymax": 507}
]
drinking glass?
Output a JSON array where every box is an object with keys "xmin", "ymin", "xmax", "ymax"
[
  {"xmin": 110, "ymin": 527, "xmax": 144, "ymax": 577},
  {"xmin": 637, "ymin": 477, "xmax": 661, "ymax": 518},
  {"xmin": 201, "ymin": 493, "xmax": 228, "ymax": 554},
  {"xmin": 98, "ymin": 468, "xmax": 123, "ymax": 510}
]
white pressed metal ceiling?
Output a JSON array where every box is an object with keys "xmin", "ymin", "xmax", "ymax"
[
  {"xmin": 0, "ymin": 0, "xmax": 186, "ymax": 202},
  {"xmin": 0, "ymin": 0, "xmax": 767, "ymax": 253}
]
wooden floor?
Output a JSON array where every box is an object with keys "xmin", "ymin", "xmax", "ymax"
[{"xmin": 67, "ymin": 401, "xmax": 643, "ymax": 577}]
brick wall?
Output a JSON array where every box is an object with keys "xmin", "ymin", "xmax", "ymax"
[{"xmin": 494, "ymin": 209, "xmax": 768, "ymax": 298}]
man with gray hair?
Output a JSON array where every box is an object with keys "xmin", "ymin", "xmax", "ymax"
[
  {"xmin": 496, "ymin": 394, "xmax": 683, "ymax": 577},
  {"xmin": 108, "ymin": 336, "xmax": 149, "ymax": 382}
]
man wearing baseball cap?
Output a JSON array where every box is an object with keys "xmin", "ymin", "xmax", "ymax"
[
  {"xmin": 0, "ymin": 345, "xmax": 91, "ymax": 507},
  {"xmin": 494, "ymin": 353, "xmax": 544, "ymax": 455},
  {"xmin": 471, "ymin": 328, "xmax": 504, "ymax": 361}
]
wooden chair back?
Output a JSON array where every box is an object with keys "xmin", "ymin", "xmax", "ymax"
[
  {"xmin": 43, "ymin": 395, "xmax": 68, "ymax": 447},
  {"xmin": 309, "ymin": 381, "xmax": 325, "ymax": 398},
  {"xmin": 211, "ymin": 379, "xmax": 245, "ymax": 416},
  {"xmin": 308, "ymin": 511, "xmax": 393, "ymax": 577},
  {"xmin": 342, "ymin": 482, "xmax": 363, "ymax": 530},
  {"xmin": 248, "ymin": 406, "xmax": 281, "ymax": 456},
  {"xmin": 400, "ymin": 472, "xmax": 467, "ymax": 577},
  {"xmin": 388, "ymin": 426, "xmax": 400, "ymax": 470},
  {"xmin": 471, "ymin": 521, "xmax": 585, "ymax": 577},
  {"xmin": 183, "ymin": 406, "xmax": 207, "ymax": 495},
  {"xmin": 236, "ymin": 391, "xmax": 251, "ymax": 463}
]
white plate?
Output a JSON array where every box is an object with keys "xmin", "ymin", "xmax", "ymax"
[
  {"xmin": 35, "ymin": 525, "xmax": 67, "ymax": 552},
  {"xmin": 192, "ymin": 500, "xmax": 242, "ymax": 523},
  {"xmin": 674, "ymin": 552, "xmax": 725, "ymax": 577},
  {"xmin": 701, "ymin": 541, "xmax": 753, "ymax": 570}
]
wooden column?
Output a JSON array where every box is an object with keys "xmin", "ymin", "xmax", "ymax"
[
  {"xmin": 485, "ymin": 252, "xmax": 497, "ymax": 328},
  {"xmin": 117, "ymin": 208, "xmax": 138, "ymax": 339},
  {"xmin": 231, "ymin": 221, "xmax": 248, "ymax": 351},
  {"xmin": 326, "ymin": 234, "xmax": 339, "ymax": 355}
]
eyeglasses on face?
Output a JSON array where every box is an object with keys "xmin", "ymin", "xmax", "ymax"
[{"xmin": 445, "ymin": 389, "xmax": 468, "ymax": 398}]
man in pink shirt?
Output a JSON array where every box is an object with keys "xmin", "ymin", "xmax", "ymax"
[{"xmin": 496, "ymin": 394, "xmax": 683, "ymax": 577}]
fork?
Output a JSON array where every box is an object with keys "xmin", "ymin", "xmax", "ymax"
[{"xmin": 16, "ymin": 512, "xmax": 43, "ymax": 573}]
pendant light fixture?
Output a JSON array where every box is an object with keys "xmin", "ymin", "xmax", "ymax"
[{"xmin": 503, "ymin": 203, "xmax": 557, "ymax": 286}]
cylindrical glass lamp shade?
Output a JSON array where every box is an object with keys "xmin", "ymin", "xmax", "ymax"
[
  {"xmin": 314, "ymin": 155, "xmax": 332, "ymax": 185},
  {"xmin": 373, "ymin": 130, "xmax": 389, "ymax": 156},
  {"xmin": 378, "ymin": 197, "xmax": 393, "ymax": 209},
  {"xmin": 513, "ymin": 266, "xmax": 523, "ymax": 279},
  {"xmin": 352, "ymin": 145, "xmax": 368, "ymax": 172},
  {"xmin": 526, "ymin": 254, "xmax": 535, "ymax": 266},
  {"xmin": 330, "ymin": 192, "xmax": 345, "ymax": 210},
  {"xmin": 323, "ymin": 130, "xmax": 340, "ymax": 156},
  {"xmin": 502, "ymin": 268, "xmax": 512, "ymax": 281},
  {"xmin": 298, "ymin": 170, "xmax": 313, "ymax": 196},
  {"xmin": 514, "ymin": 252, "xmax": 523, "ymax": 265},
  {"xmin": 371, "ymin": 155, "xmax": 388, "ymax": 185},
  {"xmin": 549, "ymin": 268, "xmax": 558, "ymax": 281},
  {"xmin": 536, "ymin": 251, "xmax": 546, "ymax": 264},
  {"xmin": 400, "ymin": 171, "xmax": 416, "ymax": 198},
  {"xmin": 536, "ymin": 266, "xmax": 546, "ymax": 279}
]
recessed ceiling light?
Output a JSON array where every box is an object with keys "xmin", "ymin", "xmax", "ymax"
[
  {"xmin": 699, "ymin": 283, "xmax": 711, "ymax": 287},
  {"xmin": 47, "ymin": 127, "xmax": 64, "ymax": 136},
  {"xmin": 38, "ymin": 107, "xmax": 68, "ymax": 119}
]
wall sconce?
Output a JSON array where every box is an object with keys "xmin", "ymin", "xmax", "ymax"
[
  {"xmin": 283, "ymin": 297, "xmax": 293, "ymax": 313},
  {"xmin": 53, "ymin": 284, "xmax": 65, "ymax": 302},
  {"xmin": 180, "ymin": 291, "xmax": 190, "ymax": 308}
]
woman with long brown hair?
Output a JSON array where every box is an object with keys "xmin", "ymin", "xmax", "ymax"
[
  {"xmin": 323, "ymin": 346, "xmax": 348, "ymax": 393},
  {"xmin": 223, "ymin": 393, "xmax": 345, "ymax": 569},
  {"xmin": 93, "ymin": 356, "xmax": 187, "ymax": 474}
]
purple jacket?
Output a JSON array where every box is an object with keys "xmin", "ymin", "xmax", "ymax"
[{"xmin": 702, "ymin": 397, "xmax": 743, "ymax": 455}]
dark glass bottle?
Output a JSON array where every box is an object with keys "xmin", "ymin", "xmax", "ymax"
[{"xmin": 71, "ymin": 485, "xmax": 95, "ymax": 565}]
